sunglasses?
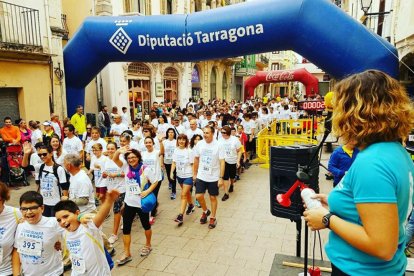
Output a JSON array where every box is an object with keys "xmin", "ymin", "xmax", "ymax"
[
  {"xmin": 37, "ymin": 153, "xmax": 48, "ymax": 158},
  {"xmin": 221, "ymin": 132, "xmax": 227, "ymax": 134}
]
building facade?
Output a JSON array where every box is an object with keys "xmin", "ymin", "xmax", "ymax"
[
  {"xmin": 0, "ymin": 0, "xmax": 66, "ymax": 126},
  {"xmin": 62, "ymin": 0, "xmax": 245, "ymax": 122}
]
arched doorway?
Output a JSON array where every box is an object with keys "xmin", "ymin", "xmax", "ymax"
[
  {"xmin": 191, "ymin": 65, "xmax": 201, "ymax": 101},
  {"xmin": 210, "ymin": 67, "xmax": 217, "ymax": 100},
  {"xmin": 222, "ymin": 72, "xmax": 228, "ymax": 100},
  {"xmin": 128, "ymin": 62, "xmax": 151, "ymax": 120},
  {"xmin": 163, "ymin": 67, "xmax": 179, "ymax": 104}
]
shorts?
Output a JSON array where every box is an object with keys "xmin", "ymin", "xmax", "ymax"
[
  {"xmin": 96, "ymin": 187, "xmax": 107, "ymax": 194},
  {"xmin": 113, "ymin": 193, "xmax": 125, "ymax": 214},
  {"xmin": 195, "ymin": 179, "xmax": 219, "ymax": 196},
  {"xmin": 177, "ymin": 176, "xmax": 194, "ymax": 186},
  {"xmin": 223, "ymin": 162, "xmax": 237, "ymax": 180}
]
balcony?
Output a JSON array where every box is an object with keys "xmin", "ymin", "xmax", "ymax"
[
  {"xmin": 0, "ymin": 1, "xmax": 43, "ymax": 54},
  {"xmin": 256, "ymin": 54, "xmax": 269, "ymax": 68}
]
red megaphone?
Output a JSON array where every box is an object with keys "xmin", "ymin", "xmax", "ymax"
[{"xmin": 276, "ymin": 179, "xmax": 307, "ymax": 207}]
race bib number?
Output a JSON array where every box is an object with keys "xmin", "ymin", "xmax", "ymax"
[
  {"xmin": 201, "ymin": 164, "xmax": 212, "ymax": 174},
  {"xmin": 164, "ymin": 158, "xmax": 172, "ymax": 163},
  {"xmin": 177, "ymin": 162, "xmax": 186, "ymax": 173},
  {"xmin": 409, "ymin": 135, "xmax": 414, "ymax": 142},
  {"xmin": 128, "ymin": 184, "xmax": 141, "ymax": 195},
  {"xmin": 71, "ymin": 254, "xmax": 86, "ymax": 274},
  {"xmin": 18, "ymin": 238, "xmax": 42, "ymax": 257},
  {"xmin": 94, "ymin": 169, "xmax": 102, "ymax": 179},
  {"xmin": 41, "ymin": 190, "xmax": 53, "ymax": 199}
]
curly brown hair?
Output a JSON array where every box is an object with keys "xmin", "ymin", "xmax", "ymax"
[{"xmin": 332, "ymin": 70, "xmax": 414, "ymax": 147}]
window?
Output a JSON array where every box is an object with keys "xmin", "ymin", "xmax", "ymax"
[
  {"xmin": 161, "ymin": 0, "xmax": 174, "ymax": 14},
  {"xmin": 124, "ymin": 0, "xmax": 151, "ymax": 14},
  {"xmin": 271, "ymin": 63, "xmax": 279, "ymax": 71}
]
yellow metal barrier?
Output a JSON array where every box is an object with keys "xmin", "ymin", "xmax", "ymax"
[{"xmin": 254, "ymin": 119, "xmax": 319, "ymax": 168}]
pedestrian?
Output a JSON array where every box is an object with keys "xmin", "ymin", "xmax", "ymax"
[
  {"xmin": 50, "ymin": 113, "xmax": 63, "ymax": 140},
  {"xmin": 49, "ymin": 134, "xmax": 67, "ymax": 166},
  {"xmin": 141, "ymin": 137, "xmax": 163, "ymax": 223},
  {"xmin": 88, "ymin": 143, "xmax": 109, "ymax": 204},
  {"xmin": 0, "ymin": 117, "xmax": 20, "ymax": 144},
  {"xmin": 328, "ymin": 140, "xmax": 360, "ymax": 187},
  {"xmin": 63, "ymin": 154, "xmax": 96, "ymax": 214},
  {"xmin": 163, "ymin": 128, "xmax": 177, "ymax": 199},
  {"xmin": 101, "ymin": 142, "xmax": 125, "ymax": 244},
  {"xmin": 98, "ymin": 105, "xmax": 111, "ymax": 137},
  {"xmin": 193, "ymin": 125, "xmax": 225, "ymax": 229},
  {"xmin": 62, "ymin": 124, "xmax": 83, "ymax": 156},
  {"xmin": 54, "ymin": 189, "xmax": 120, "ymax": 275},
  {"xmin": 110, "ymin": 114, "xmax": 128, "ymax": 147},
  {"xmin": 42, "ymin": 121, "xmax": 55, "ymax": 146},
  {"xmin": 171, "ymin": 134, "xmax": 195, "ymax": 226},
  {"xmin": 14, "ymin": 191, "xmax": 64, "ymax": 276},
  {"xmin": 21, "ymin": 142, "xmax": 69, "ymax": 217},
  {"xmin": 70, "ymin": 105, "xmax": 86, "ymax": 139},
  {"xmin": 112, "ymin": 147, "xmax": 158, "ymax": 265},
  {"xmin": 219, "ymin": 126, "xmax": 242, "ymax": 201},
  {"xmin": 303, "ymin": 70, "xmax": 414, "ymax": 275},
  {"xmin": 0, "ymin": 182, "xmax": 22, "ymax": 275},
  {"xmin": 16, "ymin": 119, "xmax": 31, "ymax": 144}
]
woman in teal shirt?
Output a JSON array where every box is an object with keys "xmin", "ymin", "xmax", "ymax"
[{"xmin": 304, "ymin": 70, "xmax": 414, "ymax": 275}]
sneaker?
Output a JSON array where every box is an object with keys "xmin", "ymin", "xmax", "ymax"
[
  {"xmin": 170, "ymin": 192, "xmax": 176, "ymax": 200},
  {"xmin": 174, "ymin": 214, "xmax": 183, "ymax": 226},
  {"xmin": 109, "ymin": 247, "xmax": 116, "ymax": 257},
  {"xmin": 200, "ymin": 209, "xmax": 211, "ymax": 224},
  {"xmin": 186, "ymin": 204, "xmax": 195, "ymax": 215},
  {"xmin": 149, "ymin": 216, "xmax": 156, "ymax": 225},
  {"xmin": 208, "ymin": 218, "xmax": 217, "ymax": 229},
  {"xmin": 221, "ymin": 193, "xmax": 229, "ymax": 201},
  {"xmin": 229, "ymin": 184, "xmax": 234, "ymax": 193},
  {"xmin": 235, "ymin": 175, "xmax": 240, "ymax": 181},
  {"xmin": 108, "ymin": 234, "xmax": 118, "ymax": 244},
  {"xmin": 116, "ymin": 255, "xmax": 132, "ymax": 266},
  {"xmin": 195, "ymin": 200, "xmax": 201, "ymax": 208}
]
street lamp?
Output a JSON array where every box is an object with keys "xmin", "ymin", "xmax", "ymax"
[{"xmin": 360, "ymin": 0, "xmax": 391, "ymax": 16}]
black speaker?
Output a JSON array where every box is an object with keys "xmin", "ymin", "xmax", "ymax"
[{"xmin": 270, "ymin": 145, "xmax": 319, "ymax": 221}]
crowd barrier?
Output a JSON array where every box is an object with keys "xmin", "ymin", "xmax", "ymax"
[{"xmin": 254, "ymin": 118, "xmax": 322, "ymax": 168}]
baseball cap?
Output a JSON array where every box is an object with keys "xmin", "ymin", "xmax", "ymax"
[{"xmin": 43, "ymin": 121, "xmax": 51, "ymax": 126}]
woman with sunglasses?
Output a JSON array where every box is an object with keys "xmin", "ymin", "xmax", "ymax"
[
  {"xmin": 22, "ymin": 142, "xmax": 69, "ymax": 217},
  {"xmin": 113, "ymin": 147, "xmax": 158, "ymax": 264},
  {"xmin": 171, "ymin": 134, "xmax": 195, "ymax": 226},
  {"xmin": 163, "ymin": 128, "xmax": 177, "ymax": 199},
  {"xmin": 49, "ymin": 134, "xmax": 67, "ymax": 166},
  {"xmin": 0, "ymin": 181, "xmax": 22, "ymax": 275}
]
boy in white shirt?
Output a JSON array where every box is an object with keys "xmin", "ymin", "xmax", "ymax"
[
  {"xmin": 13, "ymin": 191, "xmax": 64, "ymax": 276},
  {"xmin": 55, "ymin": 190, "xmax": 120, "ymax": 276}
]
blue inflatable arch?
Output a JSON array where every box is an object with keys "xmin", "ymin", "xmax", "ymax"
[{"xmin": 64, "ymin": 0, "xmax": 398, "ymax": 113}]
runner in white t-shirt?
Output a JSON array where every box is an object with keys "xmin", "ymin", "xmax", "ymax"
[
  {"xmin": 14, "ymin": 191, "xmax": 64, "ymax": 276},
  {"xmin": 193, "ymin": 126, "xmax": 225, "ymax": 230},
  {"xmin": 63, "ymin": 125, "xmax": 83, "ymax": 155},
  {"xmin": 22, "ymin": 142, "xmax": 69, "ymax": 217},
  {"xmin": 171, "ymin": 134, "xmax": 195, "ymax": 226},
  {"xmin": 162, "ymin": 128, "xmax": 177, "ymax": 199},
  {"xmin": 102, "ymin": 142, "xmax": 125, "ymax": 244},
  {"xmin": 84, "ymin": 127, "xmax": 107, "ymax": 161},
  {"xmin": 112, "ymin": 147, "xmax": 158, "ymax": 265},
  {"xmin": 218, "ymin": 126, "xmax": 242, "ymax": 201},
  {"xmin": 63, "ymin": 154, "xmax": 96, "ymax": 215},
  {"xmin": 55, "ymin": 190, "xmax": 120, "ymax": 276},
  {"xmin": 0, "ymin": 182, "xmax": 22, "ymax": 276},
  {"xmin": 88, "ymin": 143, "xmax": 109, "ymax": 204}
]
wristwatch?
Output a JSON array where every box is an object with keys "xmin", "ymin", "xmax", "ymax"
[{"xmin": 322, "ymin": 213, "xmax": 333, "ymax": 229}]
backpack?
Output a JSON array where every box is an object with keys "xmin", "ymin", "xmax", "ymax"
[{"xmin": 38, "ymin": 163, "xmax": 70, "ymax": 196}]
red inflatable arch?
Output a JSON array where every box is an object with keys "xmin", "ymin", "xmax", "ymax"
[{"xmin": 244, "ymin": 68, "xmax": 319, "ymax": 100}]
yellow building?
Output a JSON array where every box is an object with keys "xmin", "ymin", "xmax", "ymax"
[{"xmin": 0, "ymin": 0, "xmax": 66, "ymax": 125}]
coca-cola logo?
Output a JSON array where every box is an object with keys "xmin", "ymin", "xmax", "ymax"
[{"xmin": 265, "ymin": 71, "xmax": 295, "ymax": 82}]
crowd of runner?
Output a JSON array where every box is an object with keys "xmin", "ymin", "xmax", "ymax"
[{"xmin": 0, "ymin": 96, "xmax": 311, "ymax": 275}]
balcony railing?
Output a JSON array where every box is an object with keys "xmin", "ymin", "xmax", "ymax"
[
  {"xmin": 61, "ymin": 14, "xmax": 69, "ymax": 40},
  {"xmin": 0, "ymin": 1, "xmax": 42, "ymax": 52}
]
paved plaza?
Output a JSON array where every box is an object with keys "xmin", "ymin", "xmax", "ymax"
[{"xmin": 7, "ymin": 150, "xmax": 334, "ymax": 276}]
